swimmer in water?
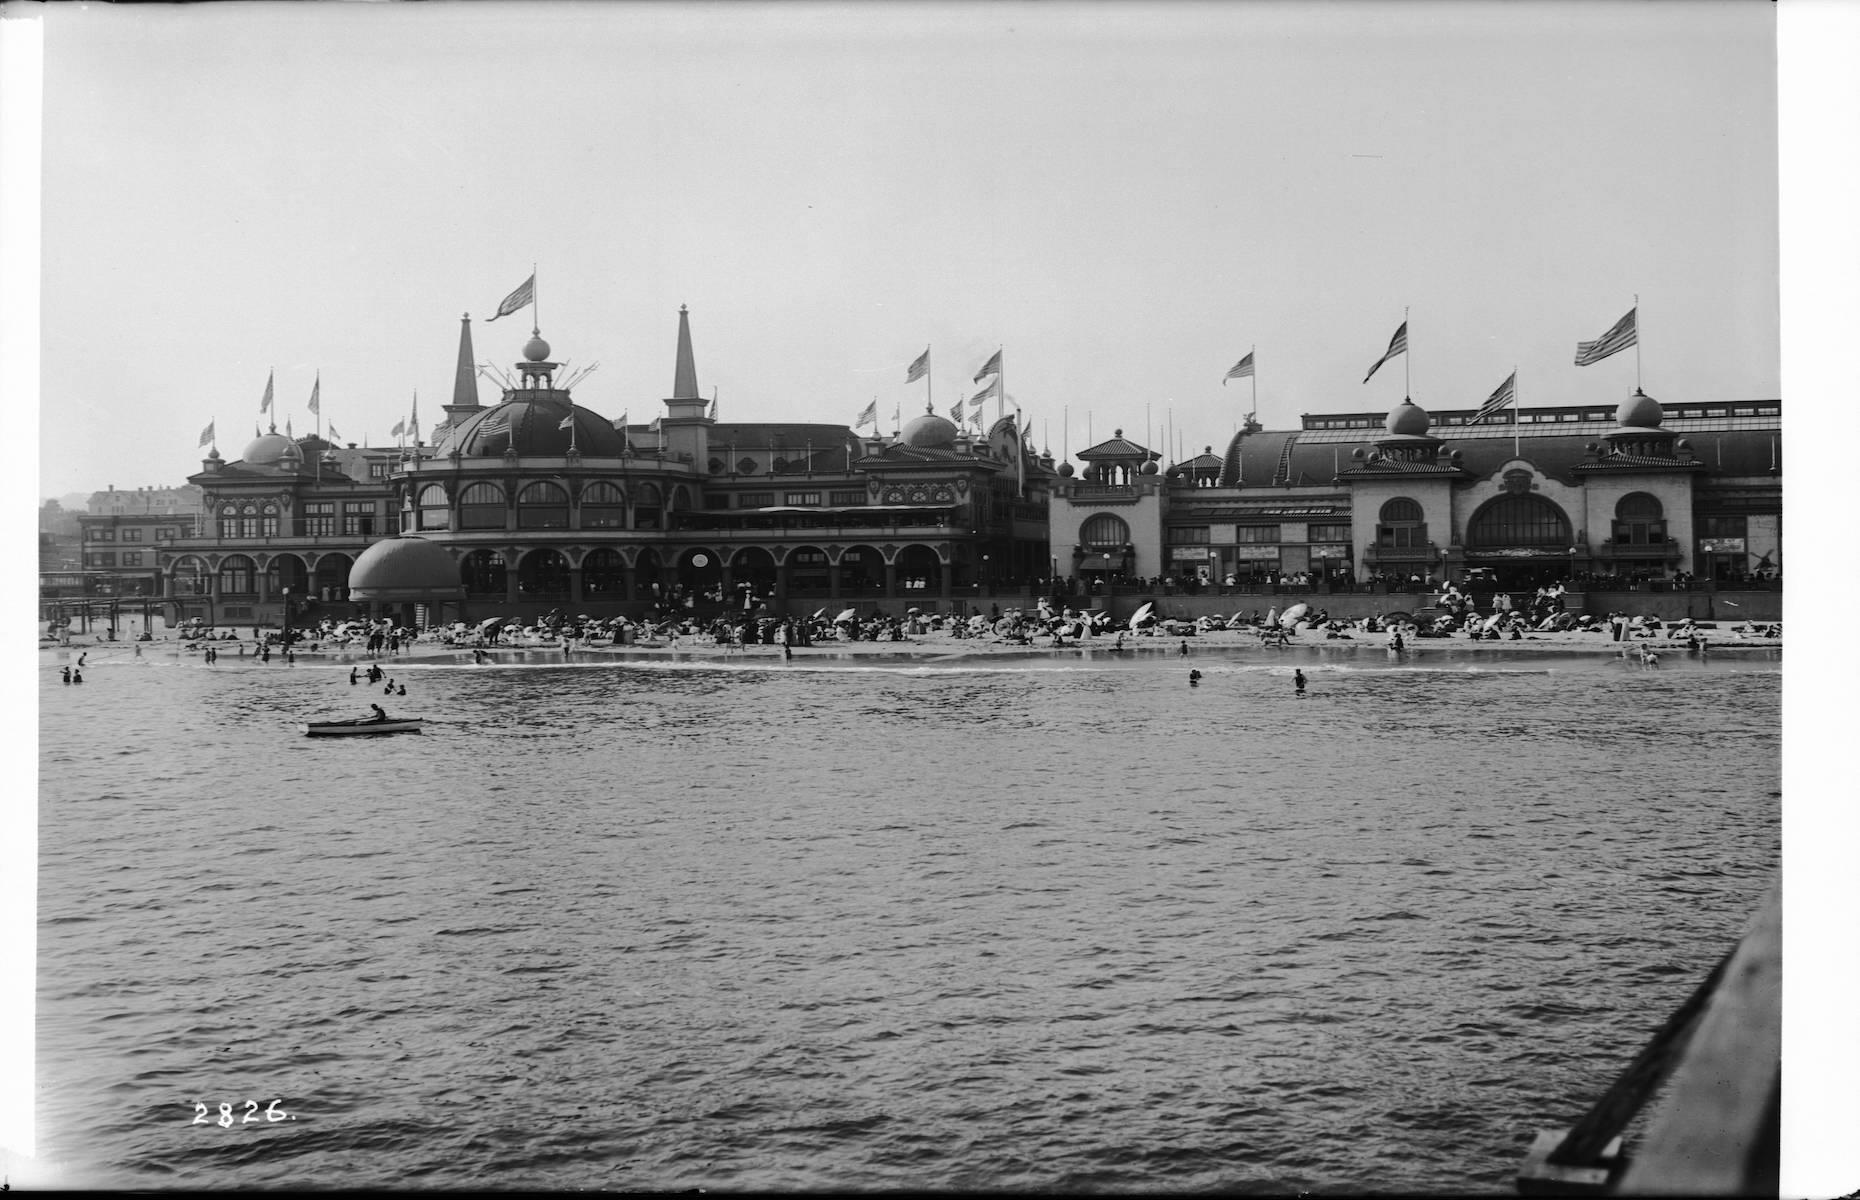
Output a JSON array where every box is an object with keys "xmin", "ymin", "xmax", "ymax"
[
  {"xmin": 1189, "ymin": 669, "xmax": 1202, "ymax": 686},
  {"xmin": 1294, "ymin": 669, "xmax": 1307, "ymax": 695}
]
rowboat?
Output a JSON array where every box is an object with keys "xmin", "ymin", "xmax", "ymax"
[{"xmin": 300, "ymin": 716, "xmax": 424, "ymax": 736}]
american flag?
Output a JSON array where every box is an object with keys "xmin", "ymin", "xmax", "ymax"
[
  {"xmin": 970, "ymin": 378, "xmax": 999, "ymax": 407},
  {"xmin": 558, "ymin": 414, "xmax": 575, "ymax": 431},
  {"xmin": 1474, "ymin": 371, "xmax": 1517, "ymax": 422},
  {"xmin": 856, "ymin": 400, "xmax": 877, "ymax": 427},
  {"xmin": 326, "ymin": 421, "xmax": 341, "ymax": 442},
  {"xmin": 307, "ymin": 374, "xmax": 321, "ymax": 414},
  {"xmin": 949, "ymin": 401, "xmax": 964, "ymax": 423},
  {"xmin": 198, "ymin": 420, "xmax": 215, "ymax": 448},
  {"xmin": 478, "ymin": 411, "xmax": 509, "ymax": 436},
  {"xmin": 259, "ymin": 370, "xmax": 274, "ymax": 412},
  {"xmin": 905, "ymin": 348, "xmax": 929, "ymax": 383},
  {"xmin": 390, "ymin": 419, "xmax": 406, "ymax": 438},
  {"xmin": 1223, "ymin": 352, "xmax": 1255, "ymax": 384},
  {"xmin": 1574, "ymin": 307, "xmax": 1637, "ymax": 366},
  {"xmin": 1362, "ymin": 322, "xmax": 1407, "ymax": 383},
  {"xmin": 487, "ymin": 273, "xmax": 535, "ymax": 322},
  {"xmin": 973, "ymin": 349, "xmax": 1001, "ymax": 382}
]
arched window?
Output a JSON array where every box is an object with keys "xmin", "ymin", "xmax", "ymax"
[
  {"xmin": 218, "ymin": 554, "xmax": 257, "ymax": 595},
  {"xmin": 517, "ymin": 481, "xmax": 569, "ymax": 529},
  {"xmin": 1613, "ymin": 492, "xmax": 1667, "ymax": 546},
  {"xmin": 1080, "ymin": 513, "xmax": 1131, "ymax": 549},
  {"xmin": 460, "ymin": 549, "xmax": 507, "ymax": 595},
  {"xmin": 633, "ymin": 483, "xmax": 662, "ymax": 530},
  {"xmin": 1468, "ymin": 495, "xmax": 1572, "ymax": 549},
  {"xmin": 582, "ymin": 548, "xmax": 626, "ymax": 595},
  {"xmin": 171, "ymin": 556, "xmax": 208, "ymax": 595},
  {"xmin": 458, "ymin": 482, "xmax": 506, "ymax": 530},
  {"xmin": 1377, "ymin": 498, "xmax": 1426, "ymax": 549},
  {"xmin": 417, "ymin": 484, "xmax": 450, "ymax": 531},
  {"xmin": 580, "ymin": 481, "xmax": 627, "ymax": 529}
]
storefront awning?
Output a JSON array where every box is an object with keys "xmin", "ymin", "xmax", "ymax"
[{"xmin": 1077, "ymin": 554, "xmax": 1127, "ymax": 571}]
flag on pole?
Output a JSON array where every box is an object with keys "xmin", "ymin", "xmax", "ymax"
[
  {"xmin": 479, "ymin": 411, "xmax": 510, "ymax": 437},
  {"xmin": 307, "ymin": 374, "xmax": 321, "ymax": 414},
  {"xmin": 286, "ymin": 416, "xmax": 294, "ymax": 437},
  {"xmin": 949, "ymin": 401, "xmax": 964, "ymax": 424},
  {"xmin": 259, "ymin": 370, "xmax": 274, "ymax": 413},
  {"xmin": 199, "ymin": 421, "xmax": 215, "ymax": 448},
  {"xmin": 708, "ymin": 395, "xmax": 718, "ymax": 420},
  {"xmin": 969, "ymin": 378, "xmax": 999, "ymax": 408},
  {"xmin": 390, "ymin": 419, "xmax": 406, "ymax": 438},
  {"xmin": 1574, "ymin": 307, "xmax": 1637, "ymax": 366},
  {"xmin": 1474, "ymin": 371, "xmax": 1517, "ymax": 422},
  {"xmin": 409, "ymin": 392, "xmax": 420, "ymax": 441},
  {"xmin": 1362, "ymin": 322, "xmax": 1408, "ymax": 383},
  {"xmin": 1223, "ymin": 352, "xmax": 1255, "ymax": 384},
  {"xmin": 327, "ymin": 421, "xmax": 341, "ymax": 442},
  {"xmin": 487, "ymin": 273, "xmax": 536, "ymax": 322},
  {"xmin": 973, "ymin": 349, "xmax": 1001, "ymax": 382},
  {"xmin": 558, "ymin": 414, "xmax": 575, "ymax": 431},
  {"xmin": 905, "ymin": 348, "xmax": 929, "ymax": 383},
  {"xmin": 856, "ymin": 399, "xmax": 878, "ymax": 427},
  {"xmin": 612, "ymin": 410, "xmax": 628, "ymax": 432}
]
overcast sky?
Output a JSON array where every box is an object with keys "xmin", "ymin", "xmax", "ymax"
[{"xmin": 30, "ymin": 0, "xmax": 1781, "ymax": 498}]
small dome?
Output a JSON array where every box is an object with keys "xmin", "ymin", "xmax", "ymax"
[
  {"xmin": 442, "ymin": 398, "xmax": 628, "ymax": 457},
  {"xmin": 900, "ymin": 410, "xmax": 959, "ymax": 448},
  {"xmin": 1615, "ymin": 388, "xmax": 1663, "ymax": 428},
  {"xmin": 523, "ymin": 333, "xmax": 552, "ymax": 362},
  {"xmin": 1140, "ymin": 460, "xmax": 1160, "ymax": 475},
  {"xmin": 1351, "ymin": 447, "xmax": 1367, "ymax": 461},
  {"xmin": 239, "ymin": 429, "xmax": 297, "ymax": 465},
  {"xmin": 206, "ymin": 446, "xmax": 222, "ymax": 461},
  {"xmin": 1385, "ymin": 397, "xmax": 1431, "ymax": 437},
  {"xmin": 1058, "ymin": 462, "xmax": 1075, "ymax": 477},
  {"xmin": 349, "ymin": 536, "xmax": 458, "ymax": 594}
]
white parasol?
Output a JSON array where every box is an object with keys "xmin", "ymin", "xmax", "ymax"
[
  {"xmin": 1279, "ymin": 603, "xmax": 1309, "ymax": 629},
  {"xmin": 835, "ymin": 608, "xmax": 857, "ymax": 622},
  {"xmin": 1129, "ymin": 602, "xmax": 1154, "ymax": 630}
]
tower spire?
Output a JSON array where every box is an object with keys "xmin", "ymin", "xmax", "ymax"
[
  {"xmin": 672, "ymin": 304, "xmax": 700, "ymax": 400},
  {"xmin": 452, "ymin": 312, "xmax": 479, "ymax": 408}
]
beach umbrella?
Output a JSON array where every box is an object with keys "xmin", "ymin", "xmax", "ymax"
[
  {"xmin": 1483, "ymin": 612, "xmax": 1504, "ymax": 632},
  {"xmin": 478, "ymin": 616, "xmax": 505, "ymax": 631},
  {"xmin": 1129, "ymin": 602, "xmax": 1154, "ymax": 630},
  {"xmin": 835, "ymin": 608, "xmax": 857, "ymax": 622},
  {"xmin": 1279, "ymin": 603, "xmax": 1309, "ymax": 629},
  {"xmin": 812, "ymin": 608, "xmax": 828, "ymax": 620}
]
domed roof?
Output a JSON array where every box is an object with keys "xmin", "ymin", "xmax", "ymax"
[
  {"xmin": 1057, "ymin": 461, "xmax": 1075, "ymax": 477},
  {"xmin": 239, "ymin": 429, "xmax": 298, "ymax": 466},
  {"xmin": 1615, "ymin": 388, "xmax": 1663, "ymax": 429},
  {"xmin": 523, "ymin": 334, "xmax": 552, "ymax": 362},
  {"xmin": 900, "ymin": 409, "xmax": 959, "ymax": 448},
  {"xmin": 442, "ymin": 397, "xmax": 629, "ymax": 457},
  {"xmin": 349, "ymin": 536, "xmax": 459, "ymax": 595},
  {"xmin": 1384, "ymin": 397, "xmax": 1431, "ymax": 437},
  {"xmin": 1140, "ymin": 460, "xmax": 1160, "ymax": 475}
]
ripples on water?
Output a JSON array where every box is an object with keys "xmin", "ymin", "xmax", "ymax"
[{"xmin": 35, "ymin": 645, "xmax": 1780, "ymax": 1192}]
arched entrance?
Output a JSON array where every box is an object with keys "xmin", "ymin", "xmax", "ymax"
[
  {"xmin": 266, "ymin": 552, "xmax": 310, "ymax": 596},
  {"xmin": 517, "ymin": 548, "xmax": 571, "ymax": 601},
  {"xmin": 460, "ymin": 548, "xmax": 508, "ymax": 598},
  {"xmin": 1466, "ymin": 494, "xmax": 1574, "ymax": 588},
  {"xmin": 581, "ymin": 548, "xmax": 627, "ymax": 598},
  {"xmin": 895, "ymin": 544, "xmax": 943, "ymax": 595},
  {"xmin": 784, "ymin": 545, "xmax": 831, "ymax": 596},
  {"xmin": 313, "ymin": 552, "xmax": 353, "ymax": 602},
  {"xmin": 730, "ymin": 546, "xmax": 777, "ymax": 605},
  {"xmin": 677, "ymin": 547, "xmax": 722, "ymax": 598},
  {"xmin": 634, "ymin": 549, "xmax": 666, "ymax": 604},
  {"xmin": 838, "ymin": 545, "xmax": 883, "ymax": 595}
]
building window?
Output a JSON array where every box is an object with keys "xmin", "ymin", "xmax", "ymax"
[
  {"xmin": 460, "ymin": 549, "xmax": 507, "ymax": 595},
  {"xmin": 830, "ymin": 490, "xmax": 867, "ymax": 506},
  {"xmin": 784, "ymin": 491, "xmax": 822, "ymax": 507},
  {"xmin": 459, "ymin": 482, "xmax": 507, "ymax": 530},
  {"xmin": 300, "ymin": 500, "xmax": 336, "ymax": 538},
  {"xmin": 1612, "ymin": 492, "xmax": 1666, "ymax": 546},
  {"xmin": 122, "ymin": 552, "xmax": 143, "ymax": 567},
  {"xmin": 633, "ymin": 484, "xmax": 662, "ymax": 530},
  {"xmin": 1698, "ymin": 515, "xmax": 1747, "ymax": 539},
  {"xmin": 581, "ymin": 481, "xmax": 628, "ymax": 529},
  {"xmin": 89, "ymin": 527, "xmax": 116, "ymax": 541},
  {"xmin": 1079, "ymin": 513, "xmax": 1131, "ymax": 548},
  {"xmin": 86, "ymin": 552, "xmax": 116, "ymax": 567},
  {"xmin": 121, "ymin": 528, "xmax": 142, "ymax": 542},
  {"xmin": 1173, "ymin": 526, "xmax": 1211, "ymax": 544},
  {"xmin": 1309, "ymin": 523, "xmax": 1352, "ymax": 543},
  {"xmin": 1235, "ymin": 524, "xmax": 1280, "ymax": 544},
  {"xmin": 1376, "ymin": 498, "xmax": 1425, "ymax": 549},
  {"xmin": 704, "ymin": 494, "xmax": 731, "ymax": 510},
  {"xmin": 737, "ymin": 493, "xmax": 774, "ymax": 508},
  {"xmin": 1467, "ymin": 495, "xmax": 1570, "ymax": 549},
  {"xmin": 517, "ymin": 481, "xmax": 570, "ymax": 529},
  {"xmin": 218, "ymin": 555, "xmax": 257, "ymax": 595},
  {"xmin": 369, "ymin": 462, "xmax": 391, "ymax": 479}
]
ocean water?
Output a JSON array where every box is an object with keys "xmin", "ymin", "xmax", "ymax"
[{"xmin": 34, "ymin": 642, "xmax": 1780, "ymax": 1192}]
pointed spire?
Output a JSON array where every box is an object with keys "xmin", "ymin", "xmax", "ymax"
[
  {"xmin": 453, "ymin": 313, "xmax": 479, "ymax": 408},
  {"xmin": 672, "ymin": 304, "xmax": 699, "ymax": 400}
]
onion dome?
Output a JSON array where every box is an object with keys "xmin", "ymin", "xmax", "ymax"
[
  {"xmin": 523, "ymin": 333, "xmax": 552, "ymax": 362},
  {"xmin": 1385, "ymin": 397, "xmax": 1431, "ymax": 437},
  {"xmin": 1615, "ymin": 388, "xmax": 1663, "ymax": 429},
  {"xmin": 348, "ymin": 536, "xmax": 460, "ymax": 598},
  {"xmin": 900, "ymin": 407, "xmax": 959, "ymax": 448},
  {"xmin": 442, "ymin": 397, "xmax": 628, "ymax": 457},
  {"xmin": 239, "ymin": 428, "xmax": 297, "ymax": 465},
  {"xmin": 1140, "ymin": 460, "xmax": 1160, "ymax": 475},
  {"xmin": 1057, "ymin": 461, "xmax": 1075, "ymax": 477}
]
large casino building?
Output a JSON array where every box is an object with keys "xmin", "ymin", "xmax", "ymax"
[{"xmin": 151, "ymin": 304, "xmax": 1780, "ymax": 629}]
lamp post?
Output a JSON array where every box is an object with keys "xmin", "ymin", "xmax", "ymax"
[{"xmin": 281, "ymin": 587, "xmax": 293, "ymax": 651}]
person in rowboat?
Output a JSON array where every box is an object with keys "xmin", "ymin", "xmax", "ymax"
[{"xmin": 368, "ymin": 703, "xmax": 388, "ymax": 722}]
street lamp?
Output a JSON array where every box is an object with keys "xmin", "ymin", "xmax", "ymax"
[{"xmin": 281, "ymin": 587, "xmax": 293, "ymax": 650}]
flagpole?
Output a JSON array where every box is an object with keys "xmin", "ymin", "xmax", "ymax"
[
  {"xmin": 926, "ymin": 346, "xmax": 933, "ymax": 412},
  {"xmin": 1634, "ymin": 293, "xmax": 1642, "ymax": 390},
  {"xmin": 533, "ymin": 262, "xmax": 540, "ymax": 335},
  {"xmin": 1513, "ymin": 366, "xmax": 1521, "ymax": 460},
  {"xmin": 997, "ymin": 347, "xmax": 1004, "ymax": 426},
  {"xmin": 1250, "ymin": 344, "xmax": 1257, "ymax": 424},
  {"xmin": 1404, "ymin": 306, "xmax": 1411, "ymax": 397}
]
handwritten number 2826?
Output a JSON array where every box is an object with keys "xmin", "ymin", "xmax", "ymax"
[{"xmin": 192, "ymin": 1099, "xmax": 288, "ymax": 1125}]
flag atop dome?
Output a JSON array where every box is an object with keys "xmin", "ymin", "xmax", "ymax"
[
  {"xmin": 1363, "ymin": 322, "xmax": 1407, "ymax": 383},
  {"xmin": 488, "ymin": 273, "xmax": 535, "ymax": 323}
]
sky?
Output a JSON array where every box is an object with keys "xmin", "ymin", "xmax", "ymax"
[{"xmin": 27, "ymin": 0, "xmax": 1783, "ymax": 499}]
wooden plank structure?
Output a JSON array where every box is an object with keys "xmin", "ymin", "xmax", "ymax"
[{"xmin": 1517, "ymin": 888, "xmax": 1779, "ymax": 1196}]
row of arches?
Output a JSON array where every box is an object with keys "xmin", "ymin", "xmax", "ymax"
[
  {"xmin": 411, "ymin": 480, "xmax": 695, "ymax": 533},
  {"xmin": 451, "ymin": 543, "xmax": 950, "ymax": 598},
  {"xmin": 167, "ymin": 552, "xmax": 352, "ymax": 599},
  {"xmin": 1375, "ymin": 492, "xmax": 1664, "ymax": 550}
]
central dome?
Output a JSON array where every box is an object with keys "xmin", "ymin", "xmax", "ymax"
[
  {"xmin": 1615, "ymin": 388, "xmax": 1663, "ymax": 429},
  {"xmin": 240, "ymin": 429, "xmax": 298, "ymax": 465},
  {"xmin": 441, "ymin": 397, "xmax": 629, "ymax": 457},
  {"xmin": 900, "ymin": 410, "xmax": 959, "ymax": 449}
]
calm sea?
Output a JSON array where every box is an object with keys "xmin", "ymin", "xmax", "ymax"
[{"xmin": 34, "ymin": 642, "xmax": 1780, "ymax": 1193}]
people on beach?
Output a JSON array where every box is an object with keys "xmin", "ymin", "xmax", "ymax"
[
  {"xmin": 1293, "ymin": 669, "xmax": 1306, "ymax": 695},
  {"xmin": 61, "ymin": 666, "xmax": 71, "ymax": 685},
  {"xmin": 72, "ymin": 668, "xmax": 84, "ymax": 684},
  {"xmin": 1189, "ymin": 669, "xmax": 1202, "ymax": 686},
  {"xmin": 350, "ymin": 667, "xmax": 360, "ymax": 684}
]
